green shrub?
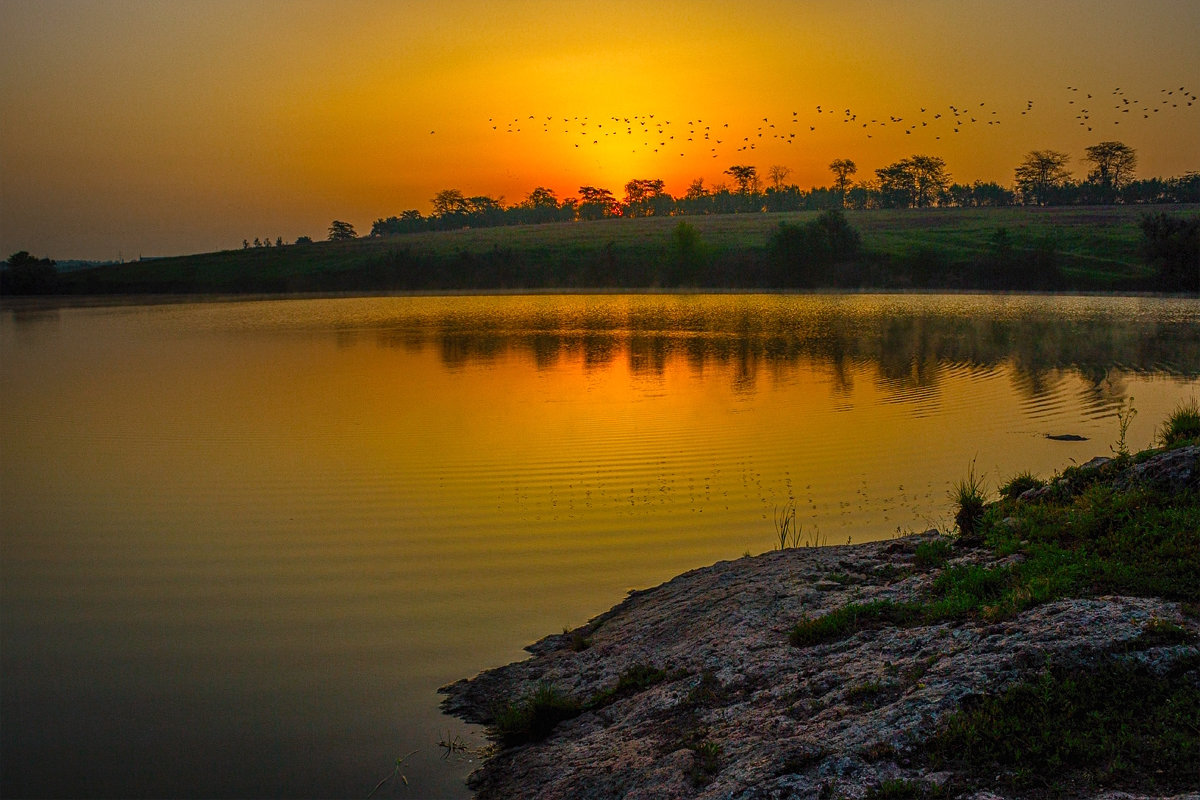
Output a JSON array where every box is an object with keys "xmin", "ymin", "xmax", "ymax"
[{"xmin": 998, "ymin": 470, "xmax": 1044, "ymax": 500}]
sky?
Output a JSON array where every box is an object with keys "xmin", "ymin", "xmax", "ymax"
[{"xmin": 1, "ymin": 0, "xmax": 1198, "ymax": 261}]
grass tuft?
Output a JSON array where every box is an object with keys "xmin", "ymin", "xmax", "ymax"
[
  {"xmin": 687, "ymin": 740, "xmax": 722, "ymax": 787},
  {"xmin": 1158, "ymin": 397, "xmax": 1200, "ymax": 446},
  {"xmin": 951, "ymin": 459, "xmax": 987, "ymax": 538},
  {"xmin": 488, "ymin": 683, "xmax": 581, "ymax": 747},
  {"xmin": 998, "ymin": 470, "xmax": 1044, "ymax": 500},
  {"xmin": 913, "ymin": 538, "xmax": 953, "ymax": 569}
]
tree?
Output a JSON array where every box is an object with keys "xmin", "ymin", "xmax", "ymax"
[
  {"xmin": 431, "ymin": 189, "xmax": 470, "ymax": 219},
  {"xmin": 1, "ymin": 251, "xmax": 58, "ymax": 294},
  {"xmin": 295, "ymin": 236, "xmax": 314, "ymax": 245},
  {"xmin": 684, "ymin": 178, "xmax": 708, "ymax": 200},
  {"xmin": 724, "ymin": 165, "xmax": 758, "ymax": 194},
  {"xmin": 875, "ymin": 155, "xmax": 950, "ymax": 208},
  {"xmin": 577, "ymin": 186, "xmax": 618, "ymax": 219},
  {"xmin": 327, "ymin": 220, "xmax": 357, "ymax": 241},
  {"xmin": 623, "ymin": 178, "xmax": 667, "ymax": 217},
  {"xmin": 767, "ymin": 165, "xmax": 792, "ymax": 190},
  {"xmin": 523, "ymin": 186, "xmax": 559, "ymax": 209},
  {"xmin": 1014, "ymin": 150, "xmax": 1072, "ymax": 206},
  {"xmin": 1084, "ymin": 141, "xmax": 1137, "ymax": 199},
  {"xmin": 829, "ymin": 159, "xmax": 857, "ymax": 208}
]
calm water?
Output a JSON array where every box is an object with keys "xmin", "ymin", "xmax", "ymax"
[{"xmin": 3, "ymin": 293, "xmax": 1198, "ymax": 798}]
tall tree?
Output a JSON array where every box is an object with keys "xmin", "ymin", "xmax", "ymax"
[
  {"xmin": 724, "ymin": 165, "xmax": 758, "ymax": 194},
  {"xmin": 1084, "ymin": 141, "xmax": 1137, "ymax": 196},
  {"xmin": 684, "ymin": 178, "xmax": 709, "ymax": 200},
  {"xmin": 623, "ymin": 178, "xmax": 667, "ymax": 217},
  {"xmin": 1014, "ymin": 150, "xmax": 1072, "ymax": 206},
  {"xmin": 767, "ymin": 165, "xmax": 792, "ymax": 190},
  {"xmin": 875, "ymin": 155, "xmax": 950, "ymax": 208},
  {"xmin": 431, "ymin": 189, "xmax": 470, "ymax": 218},
  {"xmin": 829, "ymin": 159, "xmax": 857, "ymax": 208},
  {"xmin": 577, "ymin": 186, "xmax": 618, "ymax": 219},
  {"xmin": 327, "ymin": 221, "xmax": 357, "ymax": 241}
]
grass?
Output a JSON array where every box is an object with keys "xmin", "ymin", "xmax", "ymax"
[
  {"xmin": 687, "ymin": 740, "xmax": 722, "ymax": 787},
  {"xmin": 45, "ymin": 204, "xmax": 1191, "ymax": 294},
  {"xmin": 791, "ymin": 419, "xmax": 1200, "ymax": 650},
  {"xmin": 1158, "ymin": 397, "xmax": 1200, "ymax": 446},
  {"xmin": 488, "ymin": 663, "xmax": 675, "ymax": 747},
  {"xmin": 584, "ymin": 662, "xmax": 672, "ymax": 711},
  {"xmin": 912, "ymin": 538, "xmax": 953, "ymax": 569},
  {"xmin": 923, "ymin": 658, "xmax": 1200, "ymax": 794},
  {"xmin": 950, "ymin": 459, "xmax": 987, "ymax": 538},
  {"xmin": 489, "ymin": 682, "xmax": 582, "ymax": 747},
  {"xmin": 998, "ymin": 470, "xmax": 1044, "ymax": 500}
]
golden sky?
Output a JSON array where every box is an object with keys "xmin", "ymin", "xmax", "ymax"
[{"xmin": 2, "ymin": 0, "xmax": 1198, "ymax": 260}]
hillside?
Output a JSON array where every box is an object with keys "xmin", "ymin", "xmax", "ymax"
[{"xmin": 24, "ymin": 205, "xmax": 1200, "ymax": 295}]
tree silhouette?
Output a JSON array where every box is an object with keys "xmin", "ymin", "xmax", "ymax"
[
  {"xmin": 577, "ymin": 186, "xmax": 618, "ymax": 219},
  {"xmin": 623, "ymin": 179, "xmax": 667, "ymax": 217},
  {"xmin": 876, "ymin": 155, "xmax": 949, "ymax": 208},
  {"xmin": 327, "ymin": 220, "xmax": 357, "ymax": 241},
  {"xmin": 1, "ymin": 251, "xmax": 58, "ymax": 294},
  {"xmin": 1084, "ymin": 141, "xmax": 1137, "ymax": 199},
  {"xmin": 431, "ymin": 189, "xmax": 470, "ymax": 218},
  {"xmin": 724, "ymin": 165, "xmax": 758, "ymax": 194},
  {"xmin": 767, "ymin": 165, "xmax": 792, "ymax": 190},
  {"xmin": 829, "ymin": 159, "xmax": 857, "ymax": 208},
  {"xmin": 1014, "ymin": 150, "xmax": 1072, "ymax": 206}
]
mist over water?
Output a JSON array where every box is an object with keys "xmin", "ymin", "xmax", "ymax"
[{"xmin": 3, "ymin": 294, "xmax": 1198, "ymax": 798}]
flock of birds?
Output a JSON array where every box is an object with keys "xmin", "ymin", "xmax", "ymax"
[{"xmin": 452, "ymin": 85, "xmax": 1197, "ymax": 163}]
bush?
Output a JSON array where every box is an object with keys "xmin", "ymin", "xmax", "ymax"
[
  {"xmin": 1141, "ymin": 212, "xmax": 1200, "ymax": 292},
  {"xmin": 769, "ymin": 209, "xmax": 861, "ymax": 286}
]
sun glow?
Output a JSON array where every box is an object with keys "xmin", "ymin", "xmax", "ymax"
[{"xmin": 1, "ymin": 0, "xmax": 1198, "ymax": 259}]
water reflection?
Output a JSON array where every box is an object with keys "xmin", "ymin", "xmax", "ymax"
[
  {"xmin": 2, "ymin": 293, "xmax": 1198, "ymax": 799},
  {"xmin": 369, "ymin": 296, "xmax": 1200, "ymax": 403}
]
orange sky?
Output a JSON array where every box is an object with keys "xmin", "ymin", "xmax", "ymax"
[{"xmin": 2, "ymin": 0, "xmax": 1198, "ymax": 260}]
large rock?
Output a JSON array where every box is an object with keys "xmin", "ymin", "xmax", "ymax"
[{"xmin": 441, "ymin": 530, "xmax": 1199, "ymax": 799}]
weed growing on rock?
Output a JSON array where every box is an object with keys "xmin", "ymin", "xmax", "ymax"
[
  {"xmin": 789, "ymin": 600, "xmax": 923, "ymax": 647},
  {"xmin": 951, "ymin": 459, "xmax": 987, "ymax": 539},
  {"xmin": 489, "ymin": 683, "xmax": 581, "ymax": 747},
  {"xmin": 1111, "ymin": 396, "xmax": 1137, "ymax": 458},
  {"xmin": 1158, "ymin": 397, "xmax": 1200, "ymax": 446},
  {"xmin": 912, "ymin": 538, "xmax": 952, "ymax": 569},
  {"xmin": 687, "ymin": 740, "xmax": 722, "ymax": 787},
  {"xmin": 585, "ymin": 662, "xmax": 672, "ymax": 710},
  {"xmin": 998, "ymin": 470, "xmax": 1044, "ymax": 500}
]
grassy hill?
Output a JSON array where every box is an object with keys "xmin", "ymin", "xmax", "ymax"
[{"xmin": 42, "ymin": 204, "xmax": 1200, "ymax": 295}]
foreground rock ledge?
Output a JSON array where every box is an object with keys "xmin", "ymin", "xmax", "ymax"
[{"xmin": 442, "ymin": 529, "xmax": 1197, "ymax": 799}]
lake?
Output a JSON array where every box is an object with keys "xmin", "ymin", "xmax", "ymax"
[{"xmin": 2, "ymin": 293, "xmax": 1198, "ymax": 798}]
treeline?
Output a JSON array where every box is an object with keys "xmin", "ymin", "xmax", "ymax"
[{"xmin": 369, "ymin": 144, "xmax": 1199, "ymax": 236}]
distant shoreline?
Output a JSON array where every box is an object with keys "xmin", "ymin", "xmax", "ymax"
[{"xmin": 5, "ymin": 205, "xmax": 1198, "ymax": 297}]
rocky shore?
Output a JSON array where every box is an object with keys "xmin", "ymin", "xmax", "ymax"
[{"xmin": 441, "ymin": 447, "xmax": 1200, "ymax": 799}]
